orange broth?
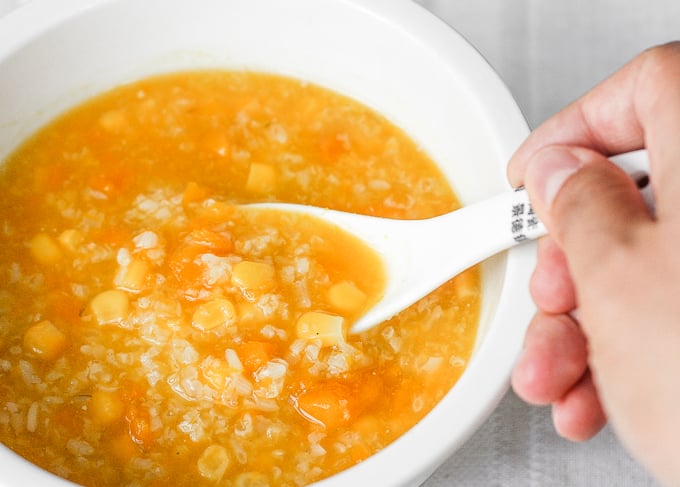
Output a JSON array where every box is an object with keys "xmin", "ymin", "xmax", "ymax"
[{"xmin": 0, "ymin": 71, "xmax": 480, "ymax": 486}]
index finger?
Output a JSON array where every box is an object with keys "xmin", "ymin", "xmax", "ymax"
[{"xmin": 508, "ymin": 42, "xmax": 680, "ymax": 216}]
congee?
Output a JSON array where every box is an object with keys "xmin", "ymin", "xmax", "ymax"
[{"xmin": 0, "ymin": 71, "xmax": 480, "ymax": 486}]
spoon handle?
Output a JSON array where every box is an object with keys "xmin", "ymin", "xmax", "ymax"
[
  {"xmin": 406, "ymin": 149, "xmax": 651, "ymax": 279},
  {"xmin": 507, "ymin": 149, "xmax": 653, "ymax": 244},
  {"xmin": 508, "ymin": 186, "xmax": 546, "ymax": 242},
  {"xmin": 504, "ymin": 148, "xmax": 654, "ymax": 244}
]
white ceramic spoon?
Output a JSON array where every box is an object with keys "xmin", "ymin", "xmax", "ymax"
[{"xmin": 250, "ymin": 150, "xmax": 652, "ymax": 333}]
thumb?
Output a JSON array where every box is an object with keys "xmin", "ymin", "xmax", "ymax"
[{"xmin": 524, "ymin": 145, "xmax": 652, "ymax": 284}]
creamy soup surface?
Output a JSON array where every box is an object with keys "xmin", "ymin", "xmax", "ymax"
[{"xmin": 0, "ymin": 71, "xmax": 480, "ymax": 486}]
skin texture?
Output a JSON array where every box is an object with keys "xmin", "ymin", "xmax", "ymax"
[{"xmin": 507, "ymin": 42, "xmax": 680, "ymax": 487}]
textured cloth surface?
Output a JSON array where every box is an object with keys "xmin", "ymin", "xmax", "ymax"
[
  {"xmin": 426, "ymin": 392, "xmax": 659, "ymax": 487},
  {"xmin": 416, "ymin": 1, "xmax": 677, "ymax": 485},
  {"xmin": 0, "ymin": 1, "xmax": 676, "ymax": 486}
]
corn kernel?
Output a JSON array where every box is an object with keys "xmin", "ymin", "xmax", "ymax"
[
  {"xmin": 296, "ymin": 311, "xmax": 345, "ymax": 347},
  {"xmin": 23, "ymin": 320, "xmax": 68, "ymax": 361},
  {"xmin": 245, "ymin": 162, "xmax": 277, "ymax": 193},
  {"xmin": 197, "ymin": 444, "xmax": 230, "ymax": 482},
  {"xmin": 57, "ymin": 229, "xmax": 84, "ymax": 253},
  {"xmin": 327, "ymin": 281, "xmax": 367, "ymax": 313},
  {"xmin": 192, "ymin": 298, "xmax": 236, "ymax": 331},
  {"xmin": 29, "ymin": 233, "xmax": 62, "ymax": 265},
  {"xmin": 90, "ymin": 390, "xmax": 124, "ymax": 425},
  {"xmin": 232, "ymin": 261, "xmax": 275, "ymax": 292},
  {"xmin": 114, "ymin": 259, "xmax": 149, "ymax": 293},
  {"xmin": 89, "ymin": 289, "xmax": 130, "ymax": 325}
]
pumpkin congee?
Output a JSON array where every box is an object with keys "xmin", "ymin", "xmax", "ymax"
[{"xmin": 0, "ymin": 71, "xmax": 479, "ymax": 486}]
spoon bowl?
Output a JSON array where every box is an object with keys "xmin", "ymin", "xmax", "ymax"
[{"xmin": 250, "ymin": 150, "xmax": 652, "ymax": 333}]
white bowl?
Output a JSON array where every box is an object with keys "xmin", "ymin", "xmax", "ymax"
[{"xmin": 0, "ymin": 1, "xmax": 533, "ymax": 485}]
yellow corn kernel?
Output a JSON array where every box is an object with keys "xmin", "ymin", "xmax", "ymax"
[
  {"xmin": 197, "ymin": 444, "xmax": 230, "ymax": 482},
  {"xmin": 57, "ymin": 229, "xmax": 84, "ymax": 253},
  {"xmin": 114, "ymin": 259, "xmax": 149, "ymax": 293},
  {"xmin": 29, "ymin": 233, "xmax": 62, "ymax": 265},
  {"xmin": 98, "ymin": 109, "xmax": 127, "ymax": 132},
  {"xmin": 192, "ymin": 298, "xmax": 236, "ymax": 331},
  {"xmin": 23, "ymin": 320, "xmax": 68, "ymax": 361},
  {"xmin": 245, "ymin": 162, "xmax": 277, "ymax": 193},
  {"xmin": 89, "ymin": 289, "xmax": 130, "ymax": 325},
  {"xmin": 296, "ymin": 311, "xmax": 346, "ymax": 347},
  {"xmin": 232, "ymin": 261, "xmax": 275, "ymax": 292},
  {"xmin": 327, "ymin": 281, "xmax": 367, "ymax": 313},
  {"xmin": 90, "ymin": 390, "xmax": 124, "ymax": 425}
]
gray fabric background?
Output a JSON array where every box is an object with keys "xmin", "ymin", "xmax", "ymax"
[
  {"xmin": 1, "ymin": 0, "xmax": 678, "ymax": 485},
  {"xmin": 414, "ymin": 1, "xmax": 678, "ymax": 486}
]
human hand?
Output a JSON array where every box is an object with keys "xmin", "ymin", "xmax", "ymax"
[{"xmin": 508, "ymin": 42, "xmax": 680, "ymax": 487}]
